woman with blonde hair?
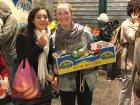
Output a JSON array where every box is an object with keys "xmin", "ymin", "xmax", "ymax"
[{"xmin": 51, "ymin": 3, "xmax": 97, "ymax": 105}]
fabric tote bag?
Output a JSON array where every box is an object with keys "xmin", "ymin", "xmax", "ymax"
[{"xmin": 12, "ymin": 58, "xmax": 40, "ymax": 100}]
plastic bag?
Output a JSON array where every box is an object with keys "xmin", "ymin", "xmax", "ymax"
[
  {"xmin": 12, "ymin": 58, "xmax": 40, "ymax": 100},
  {"xmin": 0, "ymin": 79, "xmax": 6, "ymax": 99}
]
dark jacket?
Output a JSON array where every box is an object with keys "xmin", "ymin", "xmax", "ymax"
[
  {"xmin": 99, "ymin": 21, "xmax": 113, "ymax": 42},
  {"xmin": 16, "ymin": 30, "xmax": 42, "ymax": 74},
  {"xmin": 15, "ymin": 29, "xmax": 52, "ymax": 105}
]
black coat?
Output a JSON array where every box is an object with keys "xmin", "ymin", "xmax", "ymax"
[
  {"xmin": 99, "ymin": 22, "xmax": 113, "ymax": 42},
  {"xmin": 16, "ymin": 30, "xmax": 43, "ymax": 74},
  {"xmin": 15, "ymin": 30, "xmax": 52, "ymax": 105}
]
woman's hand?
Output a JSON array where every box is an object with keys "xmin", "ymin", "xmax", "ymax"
[
  {"xmin": 46, "ymin": 74, "xmax": 58, "ymax": 89},
  {"xmin": 3, "ymin": 77, "xmax": 11, "ymax": 95},
  {"xmin": 46, "ymin": 74, "xmax": 54, "ymax": 82},
  {"xmin": 131, "ymin": 12, "xmax": 140, "ymax": 23},
  {"xmin": 51, "ymin": 77, "xmax": 58, "ymax": 89},
  {"xmin": 36, "ymin": 35, "xmax": 48, "ymax": 48},
  {"xmin": 53, "ymin": 65, "xmax": 59, "ymax": 75}
]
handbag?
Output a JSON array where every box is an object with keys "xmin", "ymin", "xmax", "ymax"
[{"xmin": 12, "ymin": 58, "xmax": 40, "ymax": 100}]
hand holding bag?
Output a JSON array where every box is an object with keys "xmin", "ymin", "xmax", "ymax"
[{"xmin": 12, "ymin": 58, "xmax": 40, "ymax": 100}]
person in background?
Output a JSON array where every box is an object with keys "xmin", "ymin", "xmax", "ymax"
[
  {"xmin": 118, "ymin": 0, "xmax": 140, "ymax": 105},
  {"xmin": 0, "ymin": 0, "xmax": 19, "ymax": 88},
  {"xmin": 97, "ymin": 13, "xmax": 115, "ymax": 81},
  {"xmin": 0, "ymin": 48, "xmax": 11, "ymax": 105},
  {"xmin": 15, "ymin": 7, "xmax": 54, "ymax": 105},
  {"xmin": 51, "ymin": 3, "xmax": 97, "ymax": 105},
  {"xmin": 97, "ymin": 13, "xmax": 113, "ymax": 42},
  {"xmin": 131, "ymin": 24, "xmax": 140, "ymax": 105}
]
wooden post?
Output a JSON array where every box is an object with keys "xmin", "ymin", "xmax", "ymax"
[{"xmin": 99, "ymin": 0, "xmax": 107, "ymax": 14}]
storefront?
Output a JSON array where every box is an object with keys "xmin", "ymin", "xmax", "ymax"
[{"xmin": 7, "ymin": 0, "xmax": 130, "ymax": 27}]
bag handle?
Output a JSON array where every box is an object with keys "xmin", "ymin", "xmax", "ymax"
[{"xmin": 22, "ymin": 58, "xmax": 27, "ymax": 69}]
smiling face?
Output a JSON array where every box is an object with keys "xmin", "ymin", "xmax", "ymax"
[
  {"xmin": 33, "ymin": 9, "xmax": 49, "ymax": 31},
  {"xmin": 56, "ymin": 3, "xmax": 72, "ymax": 30}
]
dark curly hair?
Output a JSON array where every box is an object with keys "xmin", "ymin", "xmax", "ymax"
[{"xmin": 127, "ymin": 0, "xmax": 140, "ymax": 17}]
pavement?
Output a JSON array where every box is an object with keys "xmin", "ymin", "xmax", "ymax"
[
  {"xmin": 4, "ymin": 69, "xmax": 122, "ymax": 105},
  {"xmin": 51, "ymin": 70, "xmax": 122, "ymax": 105}
]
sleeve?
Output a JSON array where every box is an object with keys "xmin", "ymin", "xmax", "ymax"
[
  {"xmin": 99, "ymin": 24, "xmax": 113, "ymax": 42},
  {"xmin": 16, "ymin": 34, "xmax": 43, "ymax": 65},
  {"xmin": 122, "ymin": 21, "xmax": 139, "ymax": 41},
  {"xmin": 48, "ymin": 37, "xmax": 56, "ymax": 66},
  {"xmin": 16, "ymin": 34, "xmax": 27, "ymax": 63},
  {"xmin": 47, "ymin": 34, "xmax": 58, "ymax": 75},
  {"xmin": 0, "ymin": 16, "xmax": 18, "ymax": 45},
  {"xmin": 83, "ymin": 28, "xmax": 94, "ymax": 50},
  {"xmin": 84, "ymin": 27, "xmax": 93, "ymax": 41},
  {"xmin": 0, "ymin": 53, "xmax": 9, "ymax": 77}
]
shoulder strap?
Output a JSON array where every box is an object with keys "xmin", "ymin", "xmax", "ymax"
[{"xmin": 110, "ymin": 26, "xmax": 121, "ymax": 45}]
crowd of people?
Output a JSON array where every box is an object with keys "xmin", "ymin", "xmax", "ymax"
[{"xmin": 0, "ymin": 0, "xmax": 140, "ymax": 105}]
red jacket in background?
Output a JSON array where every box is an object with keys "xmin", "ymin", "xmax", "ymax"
[{"xmin": 0, "ymin": 51, "xmax": 9, "ymax": 77}]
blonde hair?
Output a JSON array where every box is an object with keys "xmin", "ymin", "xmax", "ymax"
[{"xmin": 55, "ymin": 3, "xmax": 72, "ymax": 14}]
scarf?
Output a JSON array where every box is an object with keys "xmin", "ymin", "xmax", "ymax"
[
  {"xmin": 55, "ymin": 23, "xmax": 84, "ymax": 52},
  {"xmin": 35, "ymin": 28, "xmax": 51, "ymax": 89}
]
